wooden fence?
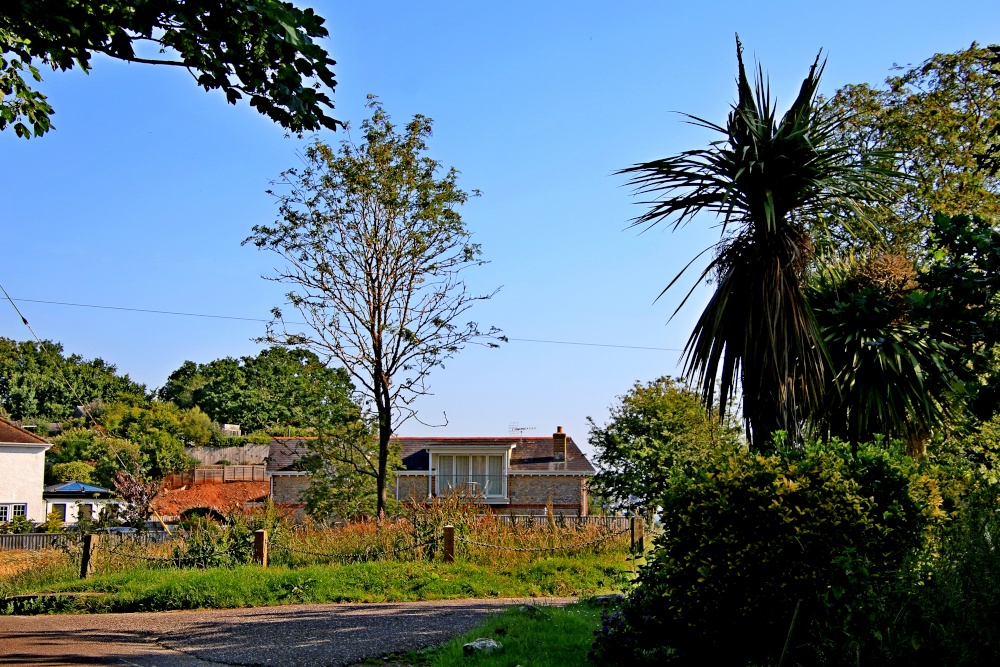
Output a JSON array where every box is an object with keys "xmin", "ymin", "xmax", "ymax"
[
  {"xmin": 185, "ymin": 444, "xmax": 270, "ymax": 466},
  {"xmin": 163, "ymin": 465, "xmax": 268, "ymax": 488},
  {"xmin": 0, "ymin": 530, "xmax": 173, "ymax": 551},
  {"xmin": 492, "ymin": 515, "xmax": 630, "ymax": 530}
]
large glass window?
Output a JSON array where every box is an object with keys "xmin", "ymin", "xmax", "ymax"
[
  {"xmin": 51, "ymin": 504, "xmax": 67, "ymax": 522},
  {"xmin": 436, "ymin": 454, "xmax": 505, "ymax": 497}
]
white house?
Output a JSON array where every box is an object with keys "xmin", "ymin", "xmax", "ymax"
[
  {"xmin": 0, "ymin": 418, "xmax": 51, "ymax": 524},
  {"xmin": 43, "ymin": 481, "xmax": 116, "ymax": 525}
]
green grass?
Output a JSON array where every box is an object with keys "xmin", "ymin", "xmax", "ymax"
[
  {"xmin": 3, "ymin": 555, "xmax": 633, "ymax": 614},
  {"xmin": 379, "ymin": 601, "xmax": 604, "ymax": 667}
]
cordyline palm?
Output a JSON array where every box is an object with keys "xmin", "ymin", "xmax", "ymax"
[{"xmin": 621, "ymin": 37, "xmax": 898, "ymax": 450}]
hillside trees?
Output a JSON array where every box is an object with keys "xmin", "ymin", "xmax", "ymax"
[
  {"xmin": 0, "ymin": 0, "xmax": 341, "ymax": 139},
  {"xmin": 0, "ymin": 337, "xmax": 147, "ymax": 422},
  {"xmin": 247, "ymin": 96, "xmax": 502, "ymax": 517},
  {"xmin": 160, "ymin": 347, "xmax": 357, "ymax": 432}
]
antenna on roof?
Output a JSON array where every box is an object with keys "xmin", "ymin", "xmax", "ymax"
[
  {"xmin": 508, "ymin": 422, "xmax": 535, "ymax": 447},
  {"xmin": 508, "ymin": 422, "xmax": 536, "ymax": 436}
]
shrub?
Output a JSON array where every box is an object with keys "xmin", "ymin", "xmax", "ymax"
[
  {"xmin": 871, "ymin": 485, "xmax": 1000, "ymax": 666},
  {"xmin": 48, "ymin": 460, "xmax": 96, "ymax": 484},
  {"xmin": 591, "ymin": 441, "xmax": 926, "ymax": 666}
]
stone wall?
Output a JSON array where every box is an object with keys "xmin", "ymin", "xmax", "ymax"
[
  {"xmin": 508, "ymin": 475, "xmax": 587, "ymax": 516},
  {"xmin": 271, "ymin": 474, "xmax": 309, "ymax": 505},
  {"xmin": 394, "ymin": 475, "xmax": 427, "ymax": 502}
]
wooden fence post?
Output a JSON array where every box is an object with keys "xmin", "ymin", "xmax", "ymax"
[
  {"xmin": 80, "ymin": 533, "xmax": 97, "ymax": 579},
  {"xmin": 443, "ymin": 525, "xmax": 454, "ymax": 563},
  {"xmin": 254, "ymin": 530, "xmax": 268, "ymax": 568},
  {"xmin": 630, "ymin": 516, "xmax": 645, "ymax": 553}
]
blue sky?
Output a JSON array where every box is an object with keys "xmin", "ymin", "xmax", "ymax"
[{"xmin": 3, "ymin": 1, "xmax": 999, "ymax": 455}]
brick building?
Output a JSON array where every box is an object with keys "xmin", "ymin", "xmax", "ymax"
[{"xmin": 268, "ymin": 427, "xmax": 595, "ymax": 516}]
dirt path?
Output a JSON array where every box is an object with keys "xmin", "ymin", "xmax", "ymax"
[{"xmin": 0, "ymin": 598, "xmax": 575, "ymax": 666}]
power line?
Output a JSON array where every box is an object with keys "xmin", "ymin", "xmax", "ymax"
[{"xmin": 7, "ymin": 296, "xmax": 685, "ymax": 353}]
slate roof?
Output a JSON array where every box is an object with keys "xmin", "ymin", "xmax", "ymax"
[
  {"xmin": 0, "ymin": 418, "xmax": 49, "ymax": 445},
  {"xmin": 267, "ymin": 435, "xmax": 595, "ymax": 474},
  {"xmin": 266, "ymin": 437, "xmax": 314, "ymax": 472}
]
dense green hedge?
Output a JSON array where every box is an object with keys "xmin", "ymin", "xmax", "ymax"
[{"xmin": 592, "ymin": 441, "xmax": 926, "ymax": 666}]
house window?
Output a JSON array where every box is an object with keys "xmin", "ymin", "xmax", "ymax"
[
  {"xmin": 0, "ymin": 505, "xmax": 7, "ymax": 522},
  {"xmin": 11, "ymin": 504, "xmax": 26, "ymax": 518},
  {"xmin": 51, "ymin": 504, "xmax": 67, "ymax": 522},
  {"xmin": 80, "ymin": 503, "xmax": 94, "ymax": 521},
  {"xmin": 436, "ymin": 454, "xmax": 505, "ymax": 497}
]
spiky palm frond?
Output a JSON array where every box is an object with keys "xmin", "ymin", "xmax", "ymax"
[
  {"xmin": 621, "ymin": 36, "xmax": 900, "ymax": 448},
  {"xmin": 808, "ymin": 257, "xmax": 957, "ymax": 445}
]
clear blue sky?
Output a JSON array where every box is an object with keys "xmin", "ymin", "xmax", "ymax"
[{"xmin": 3, "ymin": 1, "xmax": 998, "ymax": 455}]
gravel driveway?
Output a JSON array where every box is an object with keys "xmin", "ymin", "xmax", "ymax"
[{"xmin": 0, "ymin": 598, "xmax": 575, "ymax": 666}]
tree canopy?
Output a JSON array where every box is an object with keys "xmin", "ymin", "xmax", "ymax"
[
  {"xmin": 159, "ymin": 346, "xmax": 357, "ymax": 432},
  {"xmin": 824, "ymin": 43, "xmax": 1000, "ymax": 253},
  {"xmin": 0, "ymin": 0, "xmax": 341, "ymax": 138},
  {"xmin": 0, "ymin": 337, "xmax": 147, "ymax": 422},
  {"xmin": 588, "ymin": 377, "xmax": 743, "ymax": 515}
]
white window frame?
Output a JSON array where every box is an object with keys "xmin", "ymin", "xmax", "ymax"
[{"xmin": 428, "ymin": 449, "xmax": 510, "ymax": 499}]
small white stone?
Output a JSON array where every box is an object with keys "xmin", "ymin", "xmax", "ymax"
[{"xmin": 463, "ymin": 638, "xmax": 504, "ymax": 655}]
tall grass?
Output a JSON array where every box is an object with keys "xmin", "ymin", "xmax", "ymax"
[{"xmin": 1, "ymin": 500, "xmax": 633, "ymax": 613}]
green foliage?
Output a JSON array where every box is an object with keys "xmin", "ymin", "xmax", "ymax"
[
  {"xmin": 39, "ymin": 509, "xmax": 65, "ymax": 534},
  {"xmin": 619, "ymin": 38, "xmax": 899, "ymax": 449},
  {"xmin": 588, "ymin": 377, "xmax": 742, "ymax": 513},
  {"xmin": 872, "ymin": 486, "xmax": 1000, "ymax": 666},
  {"xmin": 808, "ymin": 252, "xmax": 957, "ymax": 444},
  {"xmin": 247, "ymin": 96, "xmax": 502, "ymax": 516},
  {"xmin": 591, "ymin": 441, "xmax": 926, "ymax": 666},
  {"xmin": 0, "ymin": 0, "xmax": 341, "ymax": 139},
  {"xmin": 0, "ymin": 515, "xmax": 33, "ymax": 534},
  {"xmin": 0, "ymin": 338, "xmax": 147, "ymax": 422},
  {"xmin": 159, "ymin": 347, "xmax": 357, "ymax": 432},
  {"xmin": 824, "ymin": 44, "xmax": 1000, "ymax": 252},
  {"xmin": 48, "ymin": 460, "xmax": 96, "ymax": 484},
  {"xmin": 917, "ymin": 213, "xmax": 1000, "ymax": 421},
  {"xmin": 48, "ymin": 428, "xmax": 138, "ymax": 488}
]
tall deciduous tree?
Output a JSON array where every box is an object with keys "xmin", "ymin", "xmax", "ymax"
[
  {"xmin": 824, "ymin": 44, "xmax": 1000, "ymax": 253},
  {"xmin": 620, "ymin": 37, "xmax": 899, "ymax": 450},
  {"xmin": 0, "ymin": 0, "xmax": 341, "ymax": 138},
  {"xmin": 246, "ymin": 96, "xmax": 502, "ymax": 517}
]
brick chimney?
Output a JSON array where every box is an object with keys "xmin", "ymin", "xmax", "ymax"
[{"xmin": 553, "ymin": 426, "xmax": 567, "ymax": 461}]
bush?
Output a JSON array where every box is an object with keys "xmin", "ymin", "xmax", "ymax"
[
  {"xmin": 591, "ymin": 441, "xmax": 926, "ymax": 666},
  {"xmin": 48, "ymin": 460, "xmax": 96, "ymax": 484},
  {"xmin": 870, "ymin": 485, "xmax": 1000, "ymax": 666}
]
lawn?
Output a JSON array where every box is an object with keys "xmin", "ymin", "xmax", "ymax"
[{"xmin": 2, "ymin": 550, "xmax": 633, "ymax": 614}]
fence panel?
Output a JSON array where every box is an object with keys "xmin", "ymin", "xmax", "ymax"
[
  {"xmin": 223, "ymin": 465, "xmax": 267, "ymax": 482},
  {"xmin": 185, "ymin": 444, "xmax": 270, "ymax": 466},
  {"xmin": 0, "ymin": 531, "xmax": 174, "ymax": 551},
  {"xmin": 0, "ymin": 533, "xmax": 79, "ymax": 551}
]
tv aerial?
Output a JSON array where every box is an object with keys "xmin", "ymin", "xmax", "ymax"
[{"xmin": 508, "ymin": 422, "xmax": 536, "ymax": 445}]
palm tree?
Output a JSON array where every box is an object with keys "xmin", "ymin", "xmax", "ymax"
[{"xmin": 621, "ymin": 37, "xmax": 898, "ymax": 450}]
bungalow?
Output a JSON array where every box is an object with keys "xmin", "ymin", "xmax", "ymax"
[
  {"xmin": 43, "ymin": 481, "xmax": 116, "ymax": 525},
  {"xmin": 268, "ymin": 427, "xmax": 595, "ymax": 516},
  {"xmin": 0, "ymin": 417, "xmax": 51, "ymax": 524}
]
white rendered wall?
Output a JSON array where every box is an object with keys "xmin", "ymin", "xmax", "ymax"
[{"xmin": 0, "ymin": 444, "xmax": 51, "ymax": 523}]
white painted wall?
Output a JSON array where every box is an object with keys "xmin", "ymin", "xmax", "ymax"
[
  {"xmin": 0, "ymin": 443, "xmax": 51, "ymax": 523},
  {"xmin": 45, "ymin": 498, "xmax": 116, "ymax": 524}
]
